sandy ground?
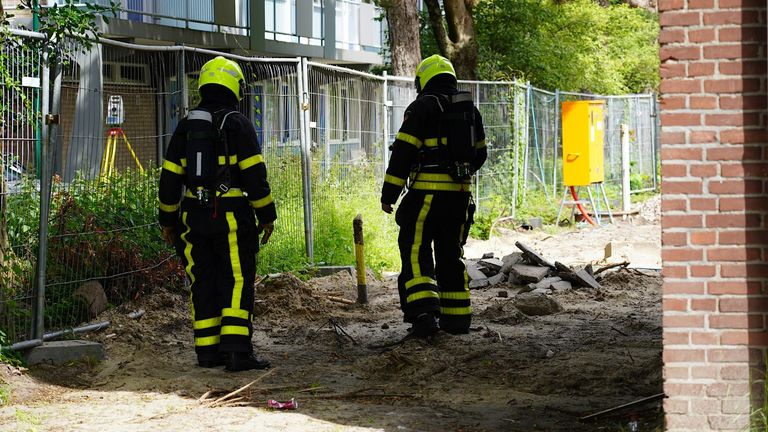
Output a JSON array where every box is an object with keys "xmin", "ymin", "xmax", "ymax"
[{"xmin": 0, "ymin": 200, "xmax": 662, "ymax": 432}]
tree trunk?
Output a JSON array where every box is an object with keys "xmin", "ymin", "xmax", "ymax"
[
  {"xmin": 424, "ymin": 0, "xmax": 479, "ymax": 80},
  {"xmin": 381, "ymin": 0, "xmax": 421, "ymax": 77}
]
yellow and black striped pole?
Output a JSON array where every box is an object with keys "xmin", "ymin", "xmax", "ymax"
[{"xmin": 353, "ymin": 214, "xmax": 367, "ymax": 304}]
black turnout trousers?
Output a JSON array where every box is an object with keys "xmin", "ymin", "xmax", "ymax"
[{"xmin": 395, "ymin": 190, "xmax": 473, "ymax": 333}]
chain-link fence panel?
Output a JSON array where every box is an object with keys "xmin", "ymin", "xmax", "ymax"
[
  {"xmin": 306, "ymin": 63, "xmax": 399, "ymax": 269},
  {"xmin": 1, "ymin": 36, "xmax": 43, "ymax": 344}
]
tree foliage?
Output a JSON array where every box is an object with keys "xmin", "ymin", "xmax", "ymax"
[{"xmin": 474, "ymin": 0, "xmax": 659, "ymax": 94}]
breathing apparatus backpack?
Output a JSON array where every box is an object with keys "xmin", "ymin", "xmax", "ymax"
[
  {"xmin": 422, "ymin": 91, "xmax": 477, "ymax": 181},
  {"xmin": 184, "ymin": 108, "xmax": 237, "ymax": 206}
]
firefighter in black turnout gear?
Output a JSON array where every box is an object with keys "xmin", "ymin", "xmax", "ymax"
[
  {"xmin": 381, "ymin": 55, "xmax": 487, "ymax": 337},
  {"xmin": 158, "ymin": 57, "xmax": 276, "ymax": 371}
]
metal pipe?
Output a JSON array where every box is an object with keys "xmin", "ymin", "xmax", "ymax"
[
  {"xmin": 6, "ymin": 339, "xmax": 43, "ymax": 352},
  {"xmin": 42, "ymin": 321, "xmax": 110, "ymax": 341},
  {"xmin": 127, "ymin": 309, "xmax": 145, "ymax": 319}
]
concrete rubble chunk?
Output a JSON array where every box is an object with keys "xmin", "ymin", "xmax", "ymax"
[
  {"xmin": 532, "ymin": 276, "xmax": 562, "ymax": 290},
  {"xmin": 481, "ymin": 252, "xmax": 495, "ymax": 259},
  {"xmin": 532, "ymin": 287, "xmax": 553, "ymax": 295},
  {"xmin": 469, "ymin": 278, "xmax": 490, "ymax": 290},
  {"xmin": 487, "ymin": 273, "xmax": 506, "ymax": 286},
  {"xmin": 555, "ymin": 261, "xmax": 601, "ymax": 289},
  {"xmin": 500, "ymin": 252, "xmax": 524, "ymax": 274},
  {"xmin": 515, "ymin": 241, "xmax": 556, "ymax": 270},
  {"xmin": 573, "ymin": 269, "xmax": 602, "ymax": 289},
  {"xmin": 497, "ymin": 291, "xmax": 509, "ymax": 298},
  {"xmin": 509, "ymin": 264, "xmax": 551, "ymax": 284},
  {"xmin": 513, "ymin": 292, "xmax": 563, "ymax": 316},
  {"xmin": 466, "ymin": 262, "xmax": 487, "ymax": 281},
  {"xmin": 550, "ymin": 281, "xmax": 573, "ymax": 292},
  {"xmin": 479, "ymin": 258, "xmax": 504, "ymax": 273}
]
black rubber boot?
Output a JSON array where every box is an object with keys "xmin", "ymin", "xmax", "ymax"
[
  {"xmin": 198, "ymin": 354, "xmax": 226, "ymax": 368},
  {"xmin": 225, "ymin": 352, "xmax": 271, "ymax": 372},
  {"xmin": 411, "ymin": 312, "xmax": 439, "ymax": 338}
]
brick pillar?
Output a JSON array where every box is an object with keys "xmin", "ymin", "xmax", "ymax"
[{"xmin": 659, "ymin": 1, "xmax": 767, "ymax": 431}]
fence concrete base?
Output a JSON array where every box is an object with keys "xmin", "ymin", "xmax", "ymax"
[
  {"xmin": 24, "ymin": 340, "xmax": 105, "ymax": 366},
  {"xmin": 314, "ymin": 266, "xmax": 355, "ymax": 277}
]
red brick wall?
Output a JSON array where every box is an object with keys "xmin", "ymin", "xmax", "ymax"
[{"xmin": 659, "ymin": 1, "xmax": 767, "ymax": 430}]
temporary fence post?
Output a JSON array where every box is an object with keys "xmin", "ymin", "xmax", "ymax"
[
  {"xmin": 298, "ymin": 58, "xmax": 314, "ymax": 264},
  {"xmin": 382, "ymin": 71, "xmax": 389, "ymax": 173},
  {"xmin": 179, "ymin": 49, "xmax": 188, "ymax": 117},
  {"xmin": 33, "ymin": 53, "xmax": 61, "ymax": 340},
  {"xmin": 475, "ymin": 82, "xmax": 480, "ymax": 201},
  {"xmin": 621, "ymin": 123, "xmax": 631, "ymax": 218},
  {"xmin": 511, "ymin": 80, "xmax": 519, "ymax": 218},
  {"xmin": 553, "ymin": 89, "xmax": 560, "ymax": 198},
  {"xmin": 652, "ymin": 93, "xmax": 660, "ymax": 191}
]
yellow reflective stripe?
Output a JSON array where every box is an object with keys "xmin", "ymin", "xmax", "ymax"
[
  {"xmin": 396, "ymin": 132, "xmax": 423, "ymax": 148},
  {"xmin": 162, "ymin": 159, "xmax": 184, "ymax": 175},
  {"xmin": 159, "ymin": 201, "xmax": 180, "ymax": 213},
  {"xmin": 193, "ymin": 316, "xmax": 222, "ymax": 330},
  {"xmin": 181, "ymin": 158, "xmax": 187, "ymax": 167},
  {"xmin": 411, "ymin": 195, "xmax": 433, "ymax": 278},
  {"xmin": 415, "ymin": 173, "xmax": 471, "ymax": 183},
  {"xmin": 221, "ymin": 325, "xmax": 250, "ymax": 336},
  {"xmin": 411, "ymin": 181, "xmax": 472, "ymax": 192},
  {"xmin": 423, "ymin": 137, "xmax": 447, "ymax": 148},
  {"xmin": 250, "ymin": 194, "xmax": 274, "ymax": 209},
  {"xmin": 475, "ymin": 139, "xmax": 486, "ymax": 149},
  {"xmin": 195, "ymin": 335, "xmax": 220, "ymax": 346},
  {"xmin": 238, "ymin": 154, "xmax": 264, "ymax": 170},
  {"xmin": 225, "ymin": 212, "xmax": 245, "ymax": 309},
  {"xmin": 440, "ymin": 306, "xmax": 472, "ymax": 315},
  {"xmin": 440, "ymin": 291, "xmax": 471, "ymax": 300},
  {"xmin": 184, "ymin": 188, "xmax": 245, "ymax": 198},
  {"xmin": 405, "ymin": 276, "xmax": 436, "ymax": 290},
  {"xmin": 180, "ymin": 212, "xmax": 195, "ymax": 285},
  {"xmin": 384, "ymin": 174, "xmax": 406, "ymax": 187},
  {"xmin": 407, "ymin": 290, "xmax": 440, "ymax": 304},
  {"xmin": 222, "ymin": 308, "xmax": 250, "ymax": 319},
  {"xmin": 218, "ymin": 155, "xmax": 238, "ymax": 165}
]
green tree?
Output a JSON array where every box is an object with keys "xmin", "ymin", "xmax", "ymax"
[{"xmin": 474, "ymin": 0, "xmax": 659, "ymax": 94}]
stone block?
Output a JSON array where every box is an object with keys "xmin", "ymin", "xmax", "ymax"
[
  {"xmin": 509, "ymin": 264, "xmax": 550, "ymax": 283},
  {"xmin": 25, "ymin": 340, "xmax": 105, "ymax": 366}
]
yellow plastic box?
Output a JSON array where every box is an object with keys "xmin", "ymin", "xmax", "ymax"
[{"xmin": 562, "ymin": 100, "xmax": 605, "ymax": 186}]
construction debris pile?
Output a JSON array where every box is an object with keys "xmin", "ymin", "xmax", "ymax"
[{"xmin": 466, "ymin": 242, "xmax": 629, "ymax": 316}]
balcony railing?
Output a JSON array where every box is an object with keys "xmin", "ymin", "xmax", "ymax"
[{"xmin": 45, "ymin": 0, "xmax": 381, "ymax": 53}]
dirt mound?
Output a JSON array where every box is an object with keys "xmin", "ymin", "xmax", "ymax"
[
  {"xmin": 254, "ymin": 273, "xmax": 332, "ymax": 322},
  {"xmin": 477, "ymin": 300, "xmax": 532, "ymax": 325}
]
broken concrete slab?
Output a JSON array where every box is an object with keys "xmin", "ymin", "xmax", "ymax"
[
  {"xmin": 500, "ymin": 252, "xmax": 525, "ymax": 274},
  {"xmin": 513, "ymin": 292, "xmax": 563, "ymax": 316},
  {"xmin": 531, "ymin": 276, "xmax": 562, "ymax": 290},
  {"xmin": 481, "ymin": 252, "xmax": 495, "ymax": 259},
  {"xmin": 25, "ymin": 340, "xmax": 104, "ymax": 366},
  {"xmin": 479, "ymin": 258, "xmax": 504, "ymax": 272},
  {"xmin": 573, "ymin": 269, "xmax": 602, "ymax": 289},
  {"xmin": 528, "ymin": 217, "xmax": 543, "ymax": 229},
  {"xmin": 469, "ymin": 278, "xmax": 490, "ymax": 290},
  {"xmin": 515, "ymin": 241, "xmax": 556, "ymax": 270},
  {"xmin": 466, "ymin": 262, "xmax": 488, "ymax": 281},
  {"xmin": 532, "ymin": 287, "xmax": 553, "ymax": 295},
  {"xmin": 487, "ymin": 273, "xmax": 506, "ymax": 286},
  {"xmin": 550, "ymin": 281, "xmax": 573, "ymax": 292},
  {"xmin": 509, "ymin": 264, "xmax": 551, "ymax": 284},
  {"xmin": 555, "ymin": 261, "xmax": 601, "ymax": 289}
]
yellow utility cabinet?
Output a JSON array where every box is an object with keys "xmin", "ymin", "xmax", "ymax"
[{"xmin": 562, "ymin": 100, "xmax": 605, "ymax": 186}]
